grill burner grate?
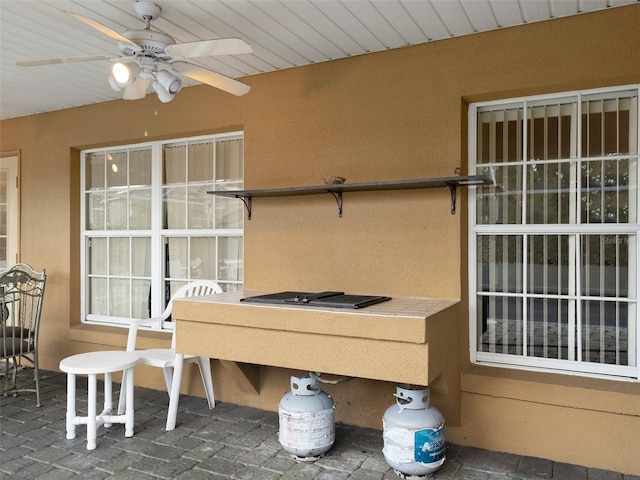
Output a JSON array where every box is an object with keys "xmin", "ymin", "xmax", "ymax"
[{"xmin": 241, "ymin": 291, "xmax": 391, "ymax": 309}]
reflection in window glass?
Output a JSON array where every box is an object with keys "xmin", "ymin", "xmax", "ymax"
[
  {"xmin": 166, "ymin": 237, "xmax": 188, "ymax": 280},
  {"xmin": 110, "ymin": 278, "xmax": 130, "ymax": 318},
  {"xmin": 582, "ymin": 158, "xmax": 637, "ymax": 224},
  {"xmin": 215, "ymin": 196, "xmax": 244, "ymax": 229},
  {"xmin": 163, "ymin": 144, "xmax": 186, "ymax": 184},
  {"xmin": 106, "ymin": 191, "xmax": 128, "ymax": 230},
  {"xmin": 188, "ymin": 141, "xmax": 214, "ymax": 183},
  {"xmin": 89, "ymin": 238, "xmax": 107, "ymax": 275},
  {"xmin": 528, "ymin": 235, "xmax": 570, "ymax": 295},
  {"xmin": 528, "ymin": 298, "xmax": 572, "ymax": 360},
  {"xmin": 477, "ymin": 235, "xmax": 523, "ymax": 294},
  {"xmin": 190, "ymin": 237, "xmax": 216, "ymax": 279},
  {"xmin": 216, "ymin": 138, "xmax": 244, "ymax": 180},
  {"xmin": 219, "ymin": 236, "xmax": 243, "ymax": 283},
  {"xmin": 89, "ymin": 277, "xmax": 107, "ymax": 316},
  {"xmin": 582, "ymin": 300, "xmax": 631, "ymax": 365},
  {"xmin": 109, "ymin": 237, "xmax": 129, "ymax": 276},
  {"xmin": 476, "ymin": 165, "xmax": 523, "ymax": 225},
  {"xmin": 107, "ymin": 151, "xmax": 128, "ymax": 188},
  {"xmin": 130, "ymin": 188, "xmax": 151, "ymax": 229},
  {"xmin": 164, "ymin": 186, "xmax": 187, "ymax": 229},
  {"xmin": 87, "ymin": 153, "xmax": 105, "ymax": 190},
  {"xmin": 526, "ymin": 161, "xmax": 574, "ymax": 224},
  {"xmin": 582, "ymin": 234, "xmax": 633, "ymax": 298},
  {"xmin": 130, "ymin": 148, "xmax": 152, "ymax": 186},
  {"xmin": 188, "ymin": 185, "xmax": 214, "ymax": 229},
  {"xmin": 132, "ymin": 279, "xmax": 151, "ymax": 319},
  {"xmin": 477, "ymin": 295, "xmax": 523, "ymax": 355},
  {"xmin": 132, "ymin": 238, "xmax": 151, "ymax": 277}
]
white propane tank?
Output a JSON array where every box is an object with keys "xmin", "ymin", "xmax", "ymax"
[
  {"xmin": 278, "ymin": 375, "xmax": 335, "ymax": 461},
  {"xmin": 382, "ymin": 385, "xmax": 445, "ymax": 478}
]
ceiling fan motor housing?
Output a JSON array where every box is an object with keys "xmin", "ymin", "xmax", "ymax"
[{"xmin": 120, "ymin": 29, "xmax": 175, "ymax": 58}]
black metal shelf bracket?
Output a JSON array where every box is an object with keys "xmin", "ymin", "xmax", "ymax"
[
  {"xmin": 447, "ymin": 184, "xmax": 457, "ymax": 215},
  {"xmin": 236, "ymin": 195, "xmax": 252, "ymax": 220},
  {"xmin": 327, "ymin": 190, "xmax": 343, "ymax": 217}
]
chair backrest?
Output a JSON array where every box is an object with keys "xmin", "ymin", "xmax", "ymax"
[
  {"xmin": 166, "ymin": 281, "xmax": 223, "ymax": 349},
  {"xmin": 125, "ymin": 280, "xmax": 223, "ymax": 352},
  {"xmin": 0, "ymin": 263, "xmax": 47, "ymax": 360},
  {"xmin": 167, "ymin": 280, "xmax": 224, "ymax": 312}
]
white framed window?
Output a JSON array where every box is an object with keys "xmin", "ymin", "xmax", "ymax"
[
  {"xmin": 81, "ymin": 133, "xmax": 244, "ymax": 328},
  {"xmin": 469, "ymin": 86, "xmax": 639, "ymax": 380}
]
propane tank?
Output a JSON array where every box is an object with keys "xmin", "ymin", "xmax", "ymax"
[
  {"xmin": 382, "ymin": 385, "xmax": 445, "ymax": 478},
  {"xmin": 278, "ymin": 375, "xmax": 335, "ymax": 461}
]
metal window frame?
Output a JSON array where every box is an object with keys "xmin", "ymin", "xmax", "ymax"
[{"xmin": 468, "ymin": 85, "xmax": 640, "ymax": 381}]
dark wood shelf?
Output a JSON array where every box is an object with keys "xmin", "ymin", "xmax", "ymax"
[{"xmin": 208, "ymin": 175, "xmax": 492, "ymax": 219}]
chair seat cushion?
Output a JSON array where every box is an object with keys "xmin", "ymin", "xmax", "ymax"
[
  {"xmin": 0, "ymin": 334, "xmax": 34, "ymax": 357},
  {"xmin": 1, "ymin": 327, "xmax": 31, "ymax": 337}
]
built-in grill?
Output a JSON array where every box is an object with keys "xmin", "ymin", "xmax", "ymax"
[{"xmin": 241, "ymin": 291, "xmax": 391, "ymax": 309}]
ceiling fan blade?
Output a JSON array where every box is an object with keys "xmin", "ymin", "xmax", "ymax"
[
  {"xmin": 172, "ymin": 62, "xmax": 251, "ymax": 96},
  {"xmin": 17, "ymin": 55, "xmax": 116, "ymax": 67},
  {"xmin": 65, "ymin": 11, "xmax": 142, "ymax": 52},
  {"xmin": 166, "ymin": 38, "xmax": 253, "ymax": 59},
  {"xmin": 123, "ymin": 77, "xmax": 148, "ymax": 100}
]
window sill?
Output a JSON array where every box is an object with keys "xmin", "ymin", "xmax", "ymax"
[
  {"xmin": 69, "ymin": 322, "xmax": 168, "ymax": 349},
  {"xmin": 461, "ymin": 364, "xmax": 640, "ymax": 416}
]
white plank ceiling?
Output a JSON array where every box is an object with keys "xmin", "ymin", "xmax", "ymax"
[{"xmin": 0, "ymin": 0, "xmax": 637, "ymax": 120}]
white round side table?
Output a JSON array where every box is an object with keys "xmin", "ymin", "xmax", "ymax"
[{"xmin": 59, "ymin": 351, "xmax": 140, "ymax": 450}]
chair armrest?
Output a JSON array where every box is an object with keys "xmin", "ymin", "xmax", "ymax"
[
  {"xmin": 125, "ymin": 317, "xmax": 166, "ymax": 351},
  {"xmin": 129, "ymin": 317, "xmax": 163, "ymax": 328}
]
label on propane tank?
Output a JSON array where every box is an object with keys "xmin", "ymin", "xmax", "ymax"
[
  {"xmin": 414, "ymin": 425, "xmax": 445, "ymax": 464},
  {"xmin": 279, "ymin": 408, "xmax": 335, "ymax": 449}
]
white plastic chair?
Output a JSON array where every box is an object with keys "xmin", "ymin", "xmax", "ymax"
[{"xmin": 117, "ymin": 280, "xmax": 223, "ymax": 426}]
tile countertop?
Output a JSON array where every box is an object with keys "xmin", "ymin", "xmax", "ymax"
[
  {"xmin": 173, "ymin": 290, "xmax": 460, "ymax": 344},
  {"xmin": 178, "ymin": 289, "xmax": 458, "ymax": 315}
]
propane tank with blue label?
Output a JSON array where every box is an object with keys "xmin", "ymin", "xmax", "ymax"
[
  {"xmin": 278, "ymin": 375, "xmax": 335, "ymax": 461},
  {"xmin": 382, "ymin": 385, "xmax": 445, "ymax": 478}
]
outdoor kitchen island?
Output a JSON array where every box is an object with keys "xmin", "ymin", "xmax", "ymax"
[{"xmin": 171, "ymin": 289, "xmax": 462, "ymax": 423}]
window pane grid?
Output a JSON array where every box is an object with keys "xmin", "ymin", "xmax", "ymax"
[
  {"xmin": 471, "ymin": 86, "xmax": 639, "ymax": 379},
  {"xmin": 82, "ymin": 133, "xmax": 244, "ymax": 328},
  {"xmin": 86, "ymin": 235, "xmax": 152, "ymax": 320}
]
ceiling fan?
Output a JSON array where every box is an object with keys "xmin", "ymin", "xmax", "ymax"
[{"xmin": 16, "ymin": 1, "xmax": 253, "ymax": 102}]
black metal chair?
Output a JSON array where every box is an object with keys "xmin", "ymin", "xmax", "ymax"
[{"xmin": 1, "ymin": 263, "xmax": 47, "ymax": 406}]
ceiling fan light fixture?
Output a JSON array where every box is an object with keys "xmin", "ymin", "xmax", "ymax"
[
  {"xmin": 123, "ymin": 77, "xmax": 149, "ymax": 100},
  {"xmin": 154, "ymin": 82, "xmax": 175, "ymax": 103},
  {"xmin": 107, "ymin": 73, "xmax": 123, "ymax": 92},
  {"xmin": 112, "ymin": 62, "xmax": 139, "ymax": 86},
  {"xmin": 156, "ymin": 69, "xmax": 182, "ymax": 94}
]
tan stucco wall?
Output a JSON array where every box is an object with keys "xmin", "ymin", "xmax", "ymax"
[{"xmin": 1, "ymin": 5, "xmax": 639, "ymax": 474}]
